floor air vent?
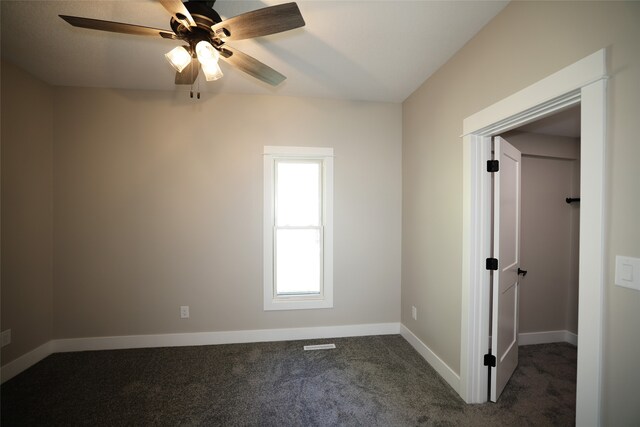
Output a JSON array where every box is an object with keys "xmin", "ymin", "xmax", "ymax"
[{"xmin": 303, "ymin": 344, "xmax": 336, "ymax": 351}]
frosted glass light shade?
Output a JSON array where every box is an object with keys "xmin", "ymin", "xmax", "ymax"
[
  {"xmin": 164, "ymin": 46, "xmax": 191, "ymax": 72},
  {"xmin": 195, "ymin": 41, "xmax": 223, "ymax": 81},
  {"xmin": 195, "ymin": 40, "xmax": 219, "ymax": 66},
  {"xmin": 201, "ymin": 61, "xmax": 223, "ymax": 81}
]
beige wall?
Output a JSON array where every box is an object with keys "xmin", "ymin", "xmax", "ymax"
[
  {"xmin": 1, "ymin": 61, "xmax": 54, "ymax": 365},
  {"xmin": 504, "ymin": 131, "xmax": 580, "ymax": 335},
  {"xmin": 402, "ymin": 1, "xmax": 639, "ymax": 423},
  {"xmin": 52, "ymin": 88, "xmax": 402, "ymax": 338},
  {"xmin": 3, "ymin": 2, "xmax": 639, "ymax": 423}
]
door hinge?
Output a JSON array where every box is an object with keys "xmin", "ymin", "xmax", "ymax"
[
  {"xmin": 487, "ymin": 160, "xmax": 499, "ymax": 172},
  {"xmin": 484, "ymin": 353, "xmax": 496, "ymax": 367},
  {"xmin": 486, "ymin": 258, "xmax": 498, "ymax": 271}
]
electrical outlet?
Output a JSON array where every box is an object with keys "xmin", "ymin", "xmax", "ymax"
[
  {"xmin": 180, "ymin": 306, "xmax": 190, "ymax": 319},
  {"xmin": 1, "ymin": 329, "xmax": 11, "ymax": 347},
  {"xmin": 411, "ymin": 306, "xmax": 417, "ymax": 320}
]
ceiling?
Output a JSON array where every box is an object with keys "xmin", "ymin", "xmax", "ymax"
[
  {"xmin": 0, "ymin": 1, "xmax": 508, "ymax": 103},
  {"xmin": 518, "ymin": 106, "xmax": 581, "ymax": 138}
]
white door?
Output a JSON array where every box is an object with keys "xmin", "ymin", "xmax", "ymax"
[{"xmin": 490, "ymin": 136, "xmax": 522, "ymax": 402}]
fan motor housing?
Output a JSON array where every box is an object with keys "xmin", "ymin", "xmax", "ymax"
[{"xmin": 170, "ymin": 1, "xmax": 222, "ymax": 43}]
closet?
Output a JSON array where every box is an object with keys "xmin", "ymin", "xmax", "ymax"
[{"xmin": 501, "ymin": 106, "xmax": 580, "ymax": 344}]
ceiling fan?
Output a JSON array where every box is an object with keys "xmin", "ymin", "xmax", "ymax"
[{"xmin": 59, "ymin": 0, "xmax": 305, "ymax": 88}]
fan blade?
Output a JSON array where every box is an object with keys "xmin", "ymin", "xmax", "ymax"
[
  {"xmin": 211, "ymin": 2, "xmax": 305, "ymax": 41},
  {"xmin": 158, "ymin": 0, "xmax": 196, "ymax": 29},
  {"xmin": 219, "ymin": 46, "xmax": 286, "ymax": 86},
  {"xmin": 175, "ymin": 59, "xmax": 199, "ymax": 85},
  {"xmin": 59, "ymin": 15, "xmax": 177, "ymax": 39}
]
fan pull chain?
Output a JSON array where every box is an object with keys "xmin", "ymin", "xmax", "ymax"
[{"xmin": 188, "ymin": 78, "xmax": 201, "ymax": 99}]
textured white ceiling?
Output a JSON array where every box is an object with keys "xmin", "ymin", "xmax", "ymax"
[{"xmin": 1, "ymin": 1, "xmax": 508, "ymax": 102}]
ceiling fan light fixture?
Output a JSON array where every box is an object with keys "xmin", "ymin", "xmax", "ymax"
[
  {"xmin": 60, "ymin": 1, "xmax": 306, "ymax": 87},
  {"xmin": 201, "ymin": 61, "xmax": 224, "ymax": 81},
  {"xmin": 165, "ymin": 46, "xmax": 192, "ymax": 72}
]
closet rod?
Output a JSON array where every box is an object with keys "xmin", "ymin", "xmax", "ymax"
[{"xmin": 566, "ymin": 197, "xmax": 580, "ymax": 204}]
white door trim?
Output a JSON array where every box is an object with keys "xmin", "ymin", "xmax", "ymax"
[{"xmin": 460, "ymin": 49, "xmax": 607, "ymax": 426}]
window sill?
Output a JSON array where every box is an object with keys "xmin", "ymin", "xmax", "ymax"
[{"xmin": 264, "ymin": 297, "xmax": 333, "ymax": 311}]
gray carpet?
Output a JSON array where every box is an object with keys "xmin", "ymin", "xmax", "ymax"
[{"xmin": 1, "ymin": 335, "xmax": 576, "ymax": 426}]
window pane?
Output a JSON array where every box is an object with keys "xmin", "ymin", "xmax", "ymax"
[
  {"xmin": 276, "ymin": 161, "xmax": 320, "ymax": 227},
  {"xmin": 276, "ymin": 229, "xmax": 321, "ymax": 295}
]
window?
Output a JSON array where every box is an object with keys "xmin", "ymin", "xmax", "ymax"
[{"xmin": 263, "ymin": 146, "xmax": 333, "ymax": 310}]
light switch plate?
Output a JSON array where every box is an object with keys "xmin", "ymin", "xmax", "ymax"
[
  {"xmin": 615, "ymin": 255, "xmax": 640, "ymax": 291},
  {"xmin": 1, "ymin": 329, "xmax": 11, "ymax": 347}
]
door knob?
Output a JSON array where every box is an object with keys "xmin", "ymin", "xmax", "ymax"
[{"xmin": 517, "ymin": 268, "xmax": 528, "ymax": 277}]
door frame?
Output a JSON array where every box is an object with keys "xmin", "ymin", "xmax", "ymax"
[{"xmin": 460, "ymin": 49, "xmax": 607, "ymax": 425}]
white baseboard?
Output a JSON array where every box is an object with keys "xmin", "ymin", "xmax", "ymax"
[
  {"xmin": 400, "ymin": 324, "xmax": 460, "ymax": 395},
  {"xmin": 53, "ymin": 322, "xmax": 401, "ymax": 352},
  {"xmin": 2, "ymin": 322, "xmax": 400, "ymax": 382},
  {"xmin": 519, "ymin": 330, "xmax": 578, "ymax": 346},
  {"xmin": 1, "ymin": 341, "xmax": 53, "ymax": 383}
]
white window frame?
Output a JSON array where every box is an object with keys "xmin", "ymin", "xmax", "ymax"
[{"xmin": 263, "ymin": 146, "xmax": 334, "ymax": 310}]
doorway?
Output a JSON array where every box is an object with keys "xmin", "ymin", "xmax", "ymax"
[
  {"xmin": 459, "ymin": 49, "xmax": 606, "ymax": 425},
  {"xmin": 504, "ymin": 106, "xmax": 581, "ymax": 345},
  {"xmin": 489, "ymin": 106, "xmax": 581, "ymax": 402}
]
